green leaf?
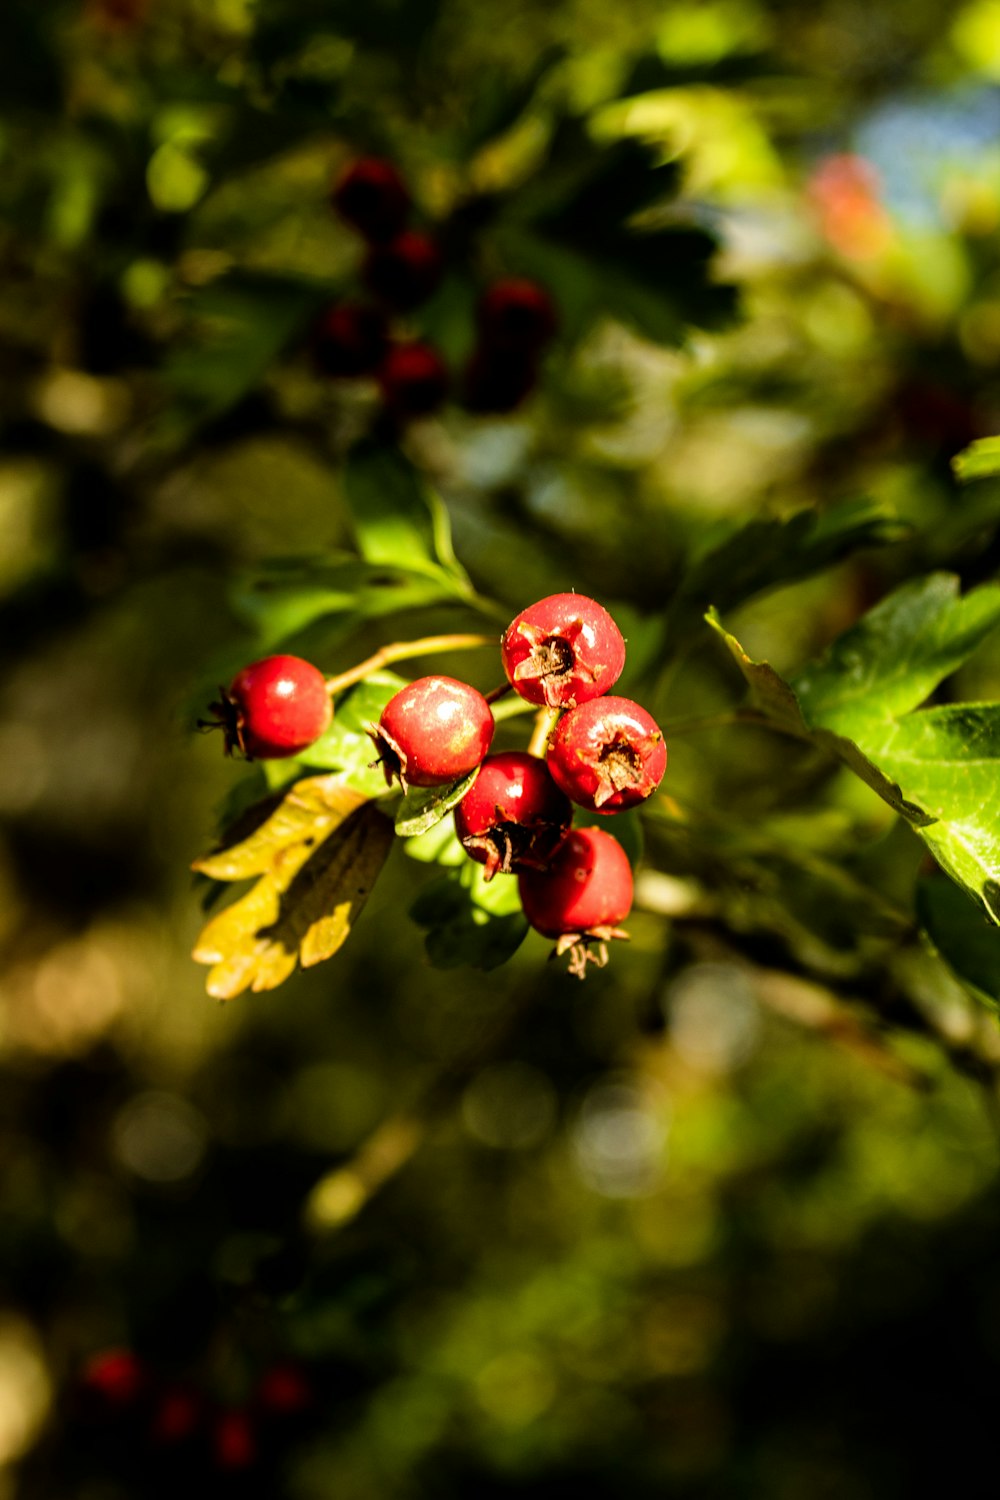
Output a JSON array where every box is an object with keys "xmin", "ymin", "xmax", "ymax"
[
  {"xmin": 394, "ymin": 767, "xmax": 480, "ymax": 838},
  {"xmin": 792, "ymin": 574, "xmax": 1000, "ymax": 737},
  {"xmin": 300, "ymin": 673, "xmax": 406, "ymax": 793},
  {"xmin": 193, "ymin": 774, "xmax": 369, "ymax": 881},
  {"xmin": 670, "ymin": 499, "xmax": 906, "ymax": 635},
  {"xmin": 409, "ymin": 869, "xmax": 528, "ymax": 971},
  {"xmin": 953, "ymin": 436, "xmax": 1000, "ymax": 483},
  {"xmin": 343, "ymin": 443, "xmax": 472, "ymax": 591},
  {"xmin": 193, "ymin": 801, "xmax": 394, "ymax": 998},
  {"xmin": 917, "ymin": 874, "xmax": 1000, "ymax": 1009},
  {"xmin": 234, "ymin": 556, "xmax": 473, "ymax": 644},
  {"xmin": 707, "ymin": 576, "xmax": 1000, "ymax": 922},
  {"xmin": 163, "ymin": 274, "xmax": 329, "ymax": 433}
]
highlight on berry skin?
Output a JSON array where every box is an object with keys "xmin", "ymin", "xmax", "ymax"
[
  {"xmin": 501, "ymin": 593, "xmax": 627, "ymax": 710},
  {"xmin": 368, "ymin": 675, "xmax": 495, "ymax": 793},
  {"xmin": 546, "ymin": 695, "xmax": 667, "ymax": 814},
  {"xmin": 202, "ymin": 655, "xmax": 332, "ymax": 761}
]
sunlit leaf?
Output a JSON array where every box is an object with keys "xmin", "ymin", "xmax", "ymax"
[
  {"xmin": 953, "ymin": 436, "xmax": 1000, "ymax": 483},
  {"xmin": 193, "ymin": 774, "xmax": 368, "ymax": 881},
  {"xmin": 193, "ymin": 801, "xmax": 394, "ymax": 998},
  {"xmin": 394, "ymin": 767, "xmax": 480, "ymax": 837},
  {"xmin": 343, "ymin": 443, "xmax": 473, "ymax": 591}
]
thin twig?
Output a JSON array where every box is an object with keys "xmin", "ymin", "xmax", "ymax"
[{"xmin": 324, "ymin": 633, "xmax": 499, "ymax": 697}]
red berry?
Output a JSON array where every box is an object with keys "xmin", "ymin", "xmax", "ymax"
[
  {"xmin": 256, "ymin": 1362, "xmax": 313, "ymax": 1416},
  {"xmin": 363, "ymin": 230, "xmax": 443, "ymax": 311},
  {"xmin": 207, "ymin": 655, "xmax": 332, "ymax": 761},
  {"xmin": 312, "ymin": 302, "xmax": 389, "ymax": 378},
  {"xmin": 546, "ymin": 695, "xmax": 666, "ymax": 813},
  {"xmin": 377, "ymin": 341, "xmax": 449, "ymax": 419},
  {"xmin": 213, "ymin": 1408, "xmax": 256, "ymax": 1471},
  {"xmin": 149, "ymin": 1386, "xmax": 203, "ymax": 1447},
  {"xmin": 462, "ymin": 348, "xmax": 538, "ymax": 414},
  {"xmin": 332, "ymin": 157, "xmax": 410, "ymax": 242},
  {"xmin": 477, "ymin": 278, "xmax": 557, "ymax": 352},
  {"xmin": 501, "ymin": 593, "xmax": 626, "ymax": 709},
  {"xmin": 454, "ymin": 751, "xmax": 572, "ymax": 881},
  {"xmin": 369, "ymin": 676, "xmax": 494, "ymax": 792},
  {"xmin": 79, "ymin": 1348, "xmax": 147, "ymax": 1409},
  {"xmin": 518, "ymin": 826, "xmax": 633, "ymax": 977}
]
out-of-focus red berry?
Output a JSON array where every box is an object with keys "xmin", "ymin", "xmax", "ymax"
[
  {"xmin": 363, "ymin": 231, "xmax": 443, "ymax": 311},
  {"xmin": 377, "ymin": 342, "xmax": 449, "ymax": 419},
  {"xmin": 312, "ymin": 302, "xmax": 389, "ymax": 378},
  {"xmin": 477, "ymin": 278, "xmax": 557, "ymax": 352},
  {"xmin": 332, "ymin": 157, "xmax": 410, "ymax": 242}
]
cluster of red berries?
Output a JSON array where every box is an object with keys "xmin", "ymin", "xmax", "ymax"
[
  {"xmin": 314, "ymin": 155, "xmax": 557, "ymax": 419},
  {"xmin": 75, "ymin": 1347, "xmax": 312, "ymax": 1473},
  {"xmin": 369, "ymin": 594, "xmax": 666, "ymax": 976},
  {"xmin": 205, "ymin": 596, "xmax": 664, "ymax": 976}
]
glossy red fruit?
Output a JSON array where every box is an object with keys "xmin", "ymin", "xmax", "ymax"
[
  {"xmin": 501, "ymin": 593, "xmax": 626, "ymax": 709},
  {"xmin": 209, "ymin": 655, "xmax": 332, "ymax": 760},
  {"xmin": 377, "ymin": 342, "xmax": 449, "ymax": 419},
  {"xmin": 369, "ymin": 676, "xmax": 494, "ymax": 792},
  {"xmin": 79, "ymin": 1348, "xmax": 147, "ymax": 1409},
  {"xmin": 461, "ymin": 348, "xmax": 537, "ymax": 414},
  {"xmin": 332, "ymin": 157, "xmax": 410, "ymax": 242},
  {"xmin": 454, "ymin": 751, "xmax": 572, "ymax": 881},
  {"xmin": 518, "ymin": 826, "xmax": 633, "ymax": 977},
  {"xmin": 546, "ymin": 695, "xmax": 666, "ymax": 813},
  {"xmin": 312, "ymin": 302, "xmax": 389, "ymax": 378},
  {"xmin": 477, "ymin": 278, "xmax": 557, "ymax": 352},
  {"xmin": 364, "ymin": 230, "xmax": 443, "ymax": 311}
]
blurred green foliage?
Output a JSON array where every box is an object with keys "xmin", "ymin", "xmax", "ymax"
[{"xmin": 4, "ymin": 0, "xmax": 1000, "ymax": 1496}]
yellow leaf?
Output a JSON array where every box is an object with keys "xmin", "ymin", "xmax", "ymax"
[
  {"xmin": 193, "ymin": 775, "xmax": 367, "ymax": 882},
  {"xmin": 193, "ymin": 803, "xmax": 394, "ymax": 999}
]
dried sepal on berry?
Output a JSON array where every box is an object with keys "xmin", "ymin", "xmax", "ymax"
[
  {"xmin": 517, "ymin": 826, "xmax": 633, "ymax": 978},
  {"xmin": 454, "ymin": 751, "xmax": 572, "ymax": 881},
  {"xmin": 546, "ymin": 695, "xmax": 666, "ymax": 813},
  {"xmin": 501, "ymin": 593, "xmax": 626, "ymax": 709}
]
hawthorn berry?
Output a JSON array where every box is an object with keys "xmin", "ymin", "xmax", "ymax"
[
  {"xmin": 518, "ymin": 825, "xmax": 633, "ymax": 977},
  {"xmin": 212, "ymin": 1407, "xmax": 256, "ymax": 1471},
  {"xmin": 255, "ymin": 1362, "xmax": 313, "ymax": 1417},
  {"xmin": 205, "ymin": 655, "xmax": 332, "ymax": 761},
  {"xmin": 501, "ymin": 593, "xmax": 626, "ymax": 709},
  {"xmin": 462, "ymin": 348, "xmax": 538, "ymax": 414},
  {"xmin": 332, "ymin": 157, "xmax": 410, "ymax": 242},
  {"xmin": 454, "ymin": 751, "xmax": 572, "ymax": 881},
  {"xmin": 312, "ymin": 301, "xmax": 389, "ymax": 378},
  {"xmin": 364, "ymin": 230, "xmax": 443, "ymax": 311},
  {"xmin": 149, "ymin": 1385, "xmax": 203, "ymax": 1447},
  {"xmin": 477, "ymin": 278, "xmax": 557, "ymax": 353},
  {"xmin": 78, "ymin": 1348, "xmax": 148, "ymax": 1411},
  {"xmin": 546, "ymin": 695, "xmax": 666, "ymax": 813},
  {"xmin": 369, "ymin": 676, "xmax": 494, "ymax": 792},
  {"xmin": 377, "ymin": 341, "xmax": 449, "ymax": 419}
]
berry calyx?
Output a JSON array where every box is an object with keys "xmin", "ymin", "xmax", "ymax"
[
  {"xmin": 204, "ymin": 655, "xmax": 332, "ymax": 761},
  {"xmin": 377, "ymin": 341, "xmax": 449, "ymax": 419},
  {"xmin": 312, "ymin": 302, "xmax": 389, "ymax": 378},
  {"xmin": 332, "ymin": 157, "xmax": 410, "ymax": 242},
  {"xmin": 518, "ymin": 826, "xmax": 633, "ymax": 978},
  {"xmin": 501, "ymin": 593, "xmax": 626, "ymax": 709},
  {"xmin": 462, "ymin": 348, "xmax": 538, "ymax": 414},
  {"xmin": 454, "ymin": 751, "xmax": 572, "ymax": 881},
  {"xmin": 369, "ymin": 676, "xmax": 495, "ymax": 792},
  {"xmin": 477, "ymin": 278, "xmax": 557, "ymax": 352},
  {"xmin": 546, "ymin": 695, "xmax": 666, "ymax": 813},
  {"xmin": 364, "ymin": 230, "xmax": 443, "ymax": 311}
]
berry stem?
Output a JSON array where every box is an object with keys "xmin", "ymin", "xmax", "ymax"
[
  {"xmin": 484, "ymin": 682, "xmax": 513, "ymax": 705},
  {"xmin": 527, "ymin": 705, "xmax": 561, "ymax": 758},
  {"xmin": 324, "ymin": 633, "xmax": 499, "ymax": 697}
]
